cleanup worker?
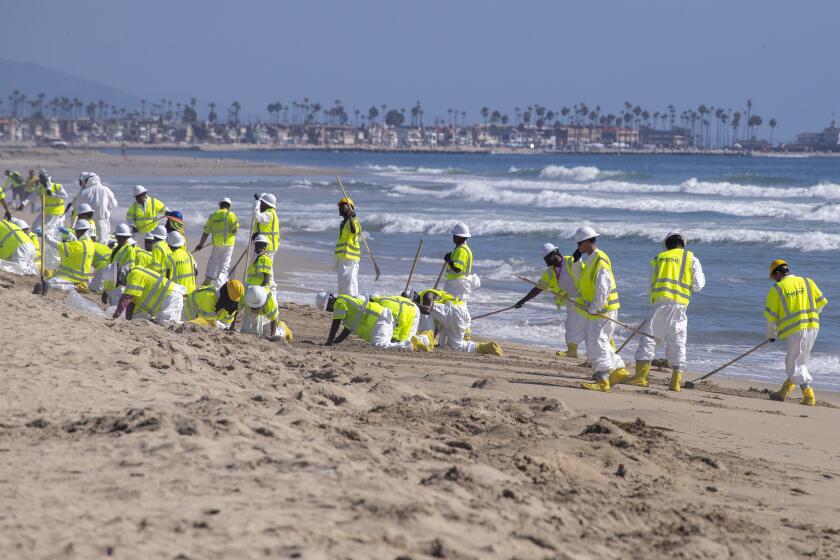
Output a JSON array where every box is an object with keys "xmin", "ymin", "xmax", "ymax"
[
  {"xmin": 413, "ymin": 288, "xmax": 502, "ymax": 355},
  {"xmin": 45, "ymin": 219, "xmax": 96, "ymax": 291},
  {"xmin": 164, "ymin": 231, "xmax": 197, "ymax": 294},
  {"xmin": 24, "ymin": 169, "xmax": 39, "ymax": 199},
  {"xmin": 444, "ymin": 223, "xmax": 480, "ymax": 302},
  {"xmin": 196, "ymin": 197, "xmax": 238, "ymax": 286},
  {"xmin": 164, "ymin": 210, "xmax": 185, "ymax": 235},
  {"xmin": 67, "ymin": 172, "xmax": 118, "ymax": 242},
  {"xmin": 112, "ymin": 265, "xmax": 186, "ymax": 323},
  {"xmin": 72, "ymin": 203, "xmax": 97, "ymax": 241},
  {"xmin": 514, "ymin": 243, "xmax": 585, "ymax": 358},
  {"xmin": 317, "ymin": 291, "xmax": 415, "ymax": 350},
  {"xmin": 149, "ymin": 225, "xmax": 171, "ymax": 273},
  {"xmin": 0, "ymin": 218, "xmax": 36, "ymax": 274},
  {"xmin": 334, "ymin": 196, "xmax": 360, "ymax": 296},
  {"xmin": 17, "ymin": 170, "xmax": 68, "ymax": 269},
  {"xmin": 240, "ymin": 285, "xmax": 293, "ymax": 342},
  {"xmin": 245, "ymin": 234, "xmax": 273, "ymax": 289},
  {"xmin": 574, "ymin": 226, "xmax": 629, "ymax": 392},
  {"xmin": 617, "ymin": 232, "xmax": 706, "ymax": 391},
  {"xmin": 765, "ymin": 260, "xmax": 827, "ymax": 406},
  {"xmin": 3, "ymin": 170, "xmax": 24, "ymax": 214},
  {"xmin": 89, "ymin": 237, "xmax": 116, "ymax": 293},
  {"xmin": 126, "ymin": 185, "xmax": 167, "ymax": 236},
  {"xmin": 135, "ymin": 233, "xmax": 154, "ymax": 268},
  {"xmin": 10, "ymin": 218, "xmax": 39, "ymax": 272},
  {"xmin": 253, "ymin": 192, "xmax": 280, "ymax": 263},
  {"xmin": 102, "ymin": 223, "xmax": 137, "ymax": 305},
  {"xmin": 183, "ymin": 280, "xmax": 243, "ymax": 329},
  {"xmin": 371, "ymin": 293, "xmax": 431, "ymax": 351}
]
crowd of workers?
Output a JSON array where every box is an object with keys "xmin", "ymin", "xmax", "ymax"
[{"xmin": 0, "ymin": 167, "xmax": 828, "ymax": 406}]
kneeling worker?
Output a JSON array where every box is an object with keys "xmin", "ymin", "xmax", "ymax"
[
  {"xmin": 112, "ymin": 265, "xmax": 186, "ymax": 323},
  {"xmin": 46, "ymin": 220, "xmax": 96, "ymax": 291},
  {"xmin": 413, "ymin": 288, "xmax": 502, "ymax": 355},
  {"xmin": 183, "ymin": 280, "xmax": 243, "ymax": 329},
  {"xmin": 371, "ymin": 293, "xmax": 431, "ymax": 351},
  {"xmin": 765, "ymin": 260, "xmax": 827, "ymax": 406},
  {"xmin": 240, "ymin": 285, "xmax": 293, "ymax": 342},
  {"xmin": 0, "ymin": 218, "xmax": 37, "ymax": 274},
  {"xmin": 317, "ymin": 292, "xmax": 414, "ymax": 350}
]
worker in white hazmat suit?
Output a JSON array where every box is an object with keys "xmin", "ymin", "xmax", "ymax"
[
  {"xmin": 617, "ymin": 231, "xmax": 705, "ymax": 392},
  {"xmin": 412, "ymin": 288, "xmax": 502, "ymax": 355},
  {"xmin": 67, "ymin": 172, "xmax": 118, "ymax": 242},
  {"xmin": 443, "ymin": 223, "xmax": 481, "ymax": 302},
  {"xmin": 17, "ymin": 170, "xmax": 68, "ymax": 270},
  {"xmin": 0, "ymin": 218, "xmax": 37, "ymax": 275},
  {"xmin": 764, "ymin": 259, "xmax": 827, "ymax": 406},
  {"xmin": 239, "ymin": 285, "xmax": 293, "ymax": 342},
  {"xmin": 513, "ymin": 242, "xmax": 586, "ymax": 358},
  {"xmin": 371, "ymin": 293, "xmax": 432, "ymax": 351},
  {"xmin": 575, "ymin": 226, "xmax": 630, "ymax": 392},
  {"xmin": 317, "ymin": 291, "xmax": 413, "ymax": 350}
]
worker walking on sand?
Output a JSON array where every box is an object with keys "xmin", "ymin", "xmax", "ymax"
[
  {"xmin": 102, "ymin": 224, "xmax": 137, "ymax": 305},
  {"xmin": 126, "ymin": 185, "xmax": 167, "ymax": 236},
  {"xmin": 149, "ymin": 225, "xmax": 171, "ymax": 273},
  {"xmin": 196, "ymin": 197, "xmax": 239, "ymax": 286},
  {"xmin": 371, "ymin": 293, "xmax": 431, "ymax": 351},
  {"xmin": 413, "ymin": 288, "xmax": 502, "ymax": 355},
  {"xmin": 574, "ymin": 226, "xmax": 630, "ymax": 392},
  {"xmin": 254, "ymin": 192, "xmax": 280, "ymax": 263},
  {"xmin": 67, "ymin": 172, "xmax": 118, "ymax": 242},
  {"xmin": 617, "ymin": 232, "xmax": 706, "ymax": 392},
  {"xmin": 514, "ymin": 243, "xmax": 586, "ymax": 358},
  {"xmin": 334, "ymin": 196, "xmax": 360, "ymax": 296},
  {"xmin": 182, "ymin": 280, "xmax": 243, "ymax": 329},
  {"xmin": 240, "ymin": 285, "xmax": 293, "ymax": 342},
  {"xmin": 317, "ymin": 291, "xmax": 419, "ymax": 350},
  {"xmin": 18, "ymin": 170, "xmax": 68, "ymax": 269},
  {"xmin": 112, "ymin": 265, "xmax": 186, "ymax": 323},
  {"xmin": 165, "ymin": 231, "xmax": 197, "ymax": 294},
  {"xmin": 44, "ymin": 220, "xmax": 96, "ymax": 292},
  {"xmin": 764, "ymin": 260, "xmax": 827, "ymax": 406},
  {"xmin": 444, "ymin": 223, "xmax": 480, "ymax": 302},
  {"xmin": 0, "ymin": 218, "xmax": 36, "ymax": 274}
]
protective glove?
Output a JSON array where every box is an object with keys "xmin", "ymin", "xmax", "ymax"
[
  {"xmin": 514, "ymin": 300, "xmax": 525, "ymax": 309},
  {"xmin": 444, "ymin": 252, "xmax": 452, "ymax": 263},
  {"xmin": 58, "ymin": 227, "xmax": 70, "ymax": 236},
  {"xmin": 101, "ymin": 292, "xmax": 108, "ymax": 305},
  {"xmin": 3, "ymin": 210, "xmax": 10, "ymax": 220},
  {"xmin": 573, "ymin": 248, "xmax": 582, "ymax": 262},
  {"xmin": 769, "ymin": 337, "xmax": 777, "ymax": 342}
]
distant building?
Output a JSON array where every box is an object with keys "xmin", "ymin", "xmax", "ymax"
[
  {"xmin": 639, "ymin": 126, "xmax": 689, "ymax": 148},
  {"xmin": 794, "ymin": 121, "xmax": 840, "ymax": 151}
]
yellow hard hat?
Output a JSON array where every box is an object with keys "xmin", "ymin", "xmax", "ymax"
[
  {"xmin": 769, "ymin": 259, "xmax": 788, "ymax": 277},
  {"xmin": 226, "ymin": 279, "xmax": 245, "ymax": 302},
  {"xmin": 338, "ymin": 196, "xmax": 354, "ymax": 208}
]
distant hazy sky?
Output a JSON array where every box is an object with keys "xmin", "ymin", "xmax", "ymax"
[{"xmin": 2, "ymin": 0, "xmax": 838, "ymax": 139}]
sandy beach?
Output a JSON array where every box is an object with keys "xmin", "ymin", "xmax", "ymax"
[{"xmin": 2, "ymin": 148, "xmax": 840, "ymax": 559}]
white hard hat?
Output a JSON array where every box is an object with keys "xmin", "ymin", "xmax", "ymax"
[
  {"xmin": 74, "ymin": 219, "xmax": 91, "ymax": 231},
  {"xmin": 574, "ymin": 226, "xmax": 599, "ymax": 243},
  {"xmin": 114, "ymin": 223, "xmax": 132, "ymax": 237},
  {"xmin": 166, "ymin": 231, "xmax": 185, "ymax": 247},
  {"xmin": 144, "ymin": 232, "xmax": 155, "ymax": 241},
  {"xmin": 220, "ymin": 197, "xmax": 232, "ymax": 205},
  {"xmin": 451, "ymin": 222, "xmax": 471, "ymax": 238},
  {"xmin": 664, "ymin": 230, "xmax": 684, "ymax": 242},
  {"xmin": 133, "ymin": 185, "xmax": 148, "ymax": 196},
  {"xmin": 79, "ymin": 171, "xmax": 93, "ymax": 186},
  {"xmin": 245, "ymin": 285, "xmax": 269, "ymax": 308},
  {"xmin": 152, "ymin": 225, "xmax": 167, "ymax": 239},
  {"xmin": 259, "ymin": 193, "xmax": 276, "ymax": 208},
  {"xmin": 77, "ymin": 203, "xmax": 93, "ymax": 214},
  {"xmin": 253, "ymin": 234, "xmax": 269, "ymax": 244},
  {"xmin": 541, "ymin": 242, "xmax": 558, "ymax": 258},
  {"xmin": 11, "ymin": 217, "xmax": 28, "ymax": 230},
  {"xmin": 314, "ymin": 290, "xmax": 331, "ymax": 311}
]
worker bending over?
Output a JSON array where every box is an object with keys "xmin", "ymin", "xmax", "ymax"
[
  {"xmin": 371, "ymin": 293, "xmax": 432, "ymax": 351},
  {"xmin": 240, "ymin": 285, "xmax": 293, "ymax": 342},
  {"xmin": 413, "ymin": 288, "xmax": 502, "ymax": 355},
  {"xmin": 102, "ymin": 224, "xmax": 136, "ymax": 305},
  {"xmin": 0, "ymin": 218, "xmax": 36, "ymax": 274},
  {"xmin": 765, "ymin": 260, "xmax": 827, "ymax": 406},
  {"xmin": 112, "ymin": 265, "xmax": 186, "ymax": 323},
  {"xmin": 183, "ymin": 280, "xmax": 243, "ymax": 329},
  {"xmin": 149, "ymin": 225, "xmax": 171, "ymax": 273},
  {"xmin": 196, "ymin": 197, "xmax": 238, "ymax": 286},
  {"xmin": 44, "ymin": 220, "xmax": 96, "ymax": 292},
  {"xmin": 317, "ymin": 291, "xmax": 414, "ymax": 350},
  {"xmin": 334, "ymin": 196, "xmax": 360, "ymax": 296}
]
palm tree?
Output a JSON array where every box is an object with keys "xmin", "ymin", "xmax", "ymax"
[
  {"xmin": 368, "ymin": 106, "xmax": 378, "ymax": 123},
  {"xmin": 480, "ymin": 106, "xmax": 489, "ymax": 125},
  {"xmin": 768, "ymin": 118, "xmax": 778, "ymax": 144}
]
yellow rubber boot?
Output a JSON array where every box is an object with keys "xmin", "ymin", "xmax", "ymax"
[
  {"xmin": 277, "ymin": 321, "xmax": 294, "ymax": 343},
  {"xmin": 411, "ymin": 334, "xmax": 431, "ymax": 352},
  {"xmin": 800, "ymin": 386, "xmax": 816, "ymax": 406},
  {"xmin": 769, "ymin": 379, "xmax": 795, "ymax": 402},
  {"xmin": 608, "ymin": 367, "xmax": 631, "ymax": 386},
  {"xmin": 626, "ymin": 361, "xmax": 651, "ymax": 387},
  {"xmin": 669, "ymin": 370, "xmax": 683, "ymax": 392},
  {"xmin": 556, "ymin": 342, "xmax": 578, "ymax": 358},
  {"xmin": 477, "ymin": 342, "xmax": 503, "ymax": 356},
  {"xmin": 581, "ymin": 375, "xmax": 610, "ymax": 392},
  {"xmin": 464, "ymin": 328, "xmax": 472, "ymax": 341}
]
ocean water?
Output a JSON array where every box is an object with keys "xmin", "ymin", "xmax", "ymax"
[{"xmin": 100, "ymin": 150, "xmax": 840, "ymax": 390}]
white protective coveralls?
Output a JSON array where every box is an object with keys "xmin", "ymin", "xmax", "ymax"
[
  {"xmin": 367, "ymin": 307, "xmax": 412, "ymax": 350},
  {"xmin": 24, "ymin": 183, "xmax": 68, "ymax": 269},
  {"xmin": 335, "ymin": 259, "xmax": 358, "ymax": 297},
  {"xmin": 430, "ymin": 301, "xmax": 476, "ymax": 352},
  {"xmin": 580, "ymin": 252, "xmax": 624, "ymax": 375},
  {"xmin": 635, "ymin": 256, "xmax": 705, "ymax": 371},
  {"xmin": 553, "ymin": 259, "xmax": 586, "ymax": 353},
  {"xmin": 0, "ymin": 225, "xmax": 36, "ymax": 275},
  {"xmin": 443, "ymin": 274, "xmax": 480, "ymax": 303},
  {"xmin": 72, "ymin": 173, "xmax": 118, "ymax": 242},
  {"xmin": 135, "ymin": 283, "xmax": 186, "ymax": 323},
  {"xmin": 766, "ymin": 323, "xmax": 820, "ymax": 386}
]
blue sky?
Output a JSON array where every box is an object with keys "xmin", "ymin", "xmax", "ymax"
[{"xmin": 1, "ymin": 0, "xmax": 838, "ymax": 140}]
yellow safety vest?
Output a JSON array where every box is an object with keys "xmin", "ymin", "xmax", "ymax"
[
  {"xmin": 123, "ymin": 266, "xmax": 176, "ymax": 315},
  {"xmin": 246, "ymin": 252, "xmax": 273, "ymax": 286},
  {"xmin": 241, "ymin": 292, "xmax": 280, "ymax": 322},
  {"xmin": 538, "ymin": 256, "xmax": 579, "ymax": 309},
  {"xmin": 335, "ymin": 218, "xmax": 361, "ymax": 261},
  {"xmin": 576, "ymin": 249, "xmax": 620, "ymax": 319},
  {"xmin": 372, "ymin": 295, "xmax": 417, "ymax": 341},
  {"xmin": 42, "ymin": 182, "xmax": 66, "ymax": 216},
  {"xmin": 332, "ymin": 295, "xmax": 386, "ymax": 342},
  {"xmin": 56, "ymin": 238, "xmax": 95, "ymax": 283},
  {"xmin": 418, "ymin": 288, "xmax": 463, "ymax": 305},
  {"xmin": 445, "ymin": 243, "xmax": 473, "ymax": 280},
  {"xmin": 0, "ymin": 220, "xmax": 31, "ymax": 259},
  {"xmin": 135, "ymin": 248, "xmax": 153, "ymax": 268},
  {"xmin": 165, "ymin": 247, "xmax": 197, "ymax": 293},
  {"xmin": 650, "ymin": 248, "xmax": 694, "ymax": 306},
  {"xmin": 104, "ymin": 243, "xmax": 137, "ymax": 291},
  {"xmin": 764, "ymin": 275, "xmax": 827, "ymax": 340},
  {"xmin": 127, "ymin": 197, "xmax": 166, "ymax": 234},
  {"xmin": 91, "ymin": 242, "xmax": 112, "ymax": 271},
  {"xmin": 204, "ymin": 209, "xmax": 238, "ymax": 246},
  {"xmin": 184, "ymin": 285, "xmax": 234, "ymax": 326},
  {"xmin": 29, "ymin": 232, "xmax": 40, "ymax": 263},
  {"xmin": 150, "ymin": 241, "xmax": 171, "ymax": 273},
  {"xmin": 255, "ymin": 208, "xmax": 280, "ymax": 252}
]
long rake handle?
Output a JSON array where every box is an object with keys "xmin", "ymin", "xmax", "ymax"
[{"xmin": 686, "ymin": 339, "xmax": 773, "ymax": 385}]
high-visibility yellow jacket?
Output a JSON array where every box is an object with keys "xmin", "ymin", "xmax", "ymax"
[
  {"xmin": 576, "ymin": 249, "xmax": 620, "ymax": 319},
  {"xmin": 42, "ymin": 182, "xmax": 66, "ymax": 216},
  {"xmin": 135, "ymin": 248, "xmax": 153, "ymax": 268},
  {"xmin": 204, "ymin": 209, "xmax": 238, "ymax": 246},
  {"xmin": 372, "ymin": 295, "xmax": 417, "ymax": 341},
  {"xmin": 91, "ymin": 242, "xmax": 113, "ymax": 271},
  {"xmin": 183, "ymin": 285, "xmax": 235, "ymax": 326},
  {"xmin": 28, "ymin": 232, "xmax": 40, "ymax": 263},
  {"xmin": 123, "ymin": 266, "xmax": 177, "ymax": 315},
  {"xmin": 445, "ymin": 243, "xmax": 473, "ymax": 280},
  {"xmin": 241, "ymin": 292, "xmax": 279, "ymax": 322},
  {"xmin": 55, "ymin": 238, "xmax": 95, "ymax": 284},
  {"xmin": 332, "ymin": 295, "xmax": 387, "ymax": 342},
  {"xmin": 104, "ymin": 243, "xmax": 137, "ymax": 291},
  {"xmin": 165, "ymin": 247, "xmax": 197, "ymax": 293},
  {"xmin": 0, "ymin": 219, "xmax": 32, "ymax": 260},
  {"xmin": 539, "ymin": 256, "xmax": 580, "ymax": 309},
  {"xmin": 650, "ymin": 248, "xmax": 694, "ymax": 306},
  {"xmin": 127, "ymin": 197, "xmax": 166, "ymax": 234},
  {"xmin": 765, "ymin": 275, "xmax": 827, "ymax": 340},
  {"xmin": 419, "ymin": 288, "xmax": 463, "ymax": 305},
  {"xmin": 246, "ymin": 252, "xmax": 273, "ymax": 286},
  {"xmin": 255, "ymin": 208, "xmax": 280, "ymax": 252},
  {"xmin": 335, "ymin": 218, "xmax": 361, "ymax": 261},
  {"xmin": 150, "ymin": 241, "xmax": 171, "ymax": 273}
]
